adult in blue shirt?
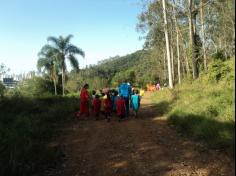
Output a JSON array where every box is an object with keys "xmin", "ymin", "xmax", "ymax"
[{"xmin": 118, "ymin": 80, "xmax": 131, "ymax": 117}]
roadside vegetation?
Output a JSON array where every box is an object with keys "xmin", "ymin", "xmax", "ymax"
[
  {"xmin": 0, "ymin": 80, "xmax": 79, "ymax": 176},
  {"xmin": 152, "ymin": 58, "xmax": 235, "ymax": 155}
]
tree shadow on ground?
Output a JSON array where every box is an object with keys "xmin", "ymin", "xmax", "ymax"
[
  {"xmin": 169, "ymin": 112, "xmax": 235, "ymax": 153},
  {"xmin": 105, "ymin": 113, "xmax": 235, "ymax": 176}
]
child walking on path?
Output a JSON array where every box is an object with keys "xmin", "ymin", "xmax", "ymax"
[
  {"xmin": 100, "ymin": 93, "xmax": 105, "ymax": 116},
  {"xmin": 91, "ymin": 90, "xmax": 96, "ymax": 99},
  {"xmin": 104, "ymin": 93, "xmax": 112, "ymax": 122},
  {"xmin": 111, "ymin": 90, "xmax": 118, "ymax": 114},
  {"xmin": 77, "ymin": 84, "xmax": 90, "ymax": 118},
  {"xmin": 131, "ymin": 90, "xmax": 141, "ymax": 117},
  {"xmin": 92, "ymin": 94, "xmax": 101, "ymax": 120},
  {"xmin": 116, "ymin": 95, "xmax": 126, "ymax": 121}
]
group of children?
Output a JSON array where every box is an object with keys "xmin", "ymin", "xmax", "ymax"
[
  {"xmin": 91, "ymin": 89, "xmax": 141, "ymax": 121},
  {"xmin": 76, "ymin": 84, "xmax": 142, "ymax": 122}
]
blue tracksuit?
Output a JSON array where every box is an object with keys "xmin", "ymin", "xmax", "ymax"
[{"xmin": 118, "ymin": 83, "xmax": 131, "ymax": 117}]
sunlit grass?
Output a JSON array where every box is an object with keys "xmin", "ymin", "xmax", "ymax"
[{"xmin": 151, "ymin": 59, "xmax": 235, "ymax": 156}]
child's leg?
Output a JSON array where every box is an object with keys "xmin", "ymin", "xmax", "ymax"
[
  {"xmin": 77, "ymin": 111, "xmax": 83, "ymax": 118},
  {"xmin": 105, "ymin": 112, "xmax": 108, "ymax": 119},
  {"xmin": 134, "ymin": 110, "xmax": 137, "ymax": 118},
  {"xmin": 106, "ymin": 112, "xmax": 111, "ymax": 122},
  {"xmin": 95, "ymin": 112, "xmax": 99, "ymax": 120}
]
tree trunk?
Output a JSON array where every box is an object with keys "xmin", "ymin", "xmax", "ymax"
[
  {"xmin": 181, "ymin": 60, "xmax": 186, "ymax": 79},
  {"xmin": 178, "ymin": 25, "xmax": 191, "ymax": 76},
  {"xmin": 200, "ymin": 0, "xmax": 207, "ymax": 70},
  {"xmin": 163, "ymin": 49, "xmax": 167, "ymax": 81},
  {"xmin": 62, "ymin": 66, "xmax": 65, "ymax": 96},
  {"xmin": 170, "ymin": 19, "xmax": 175, "ymax": 82},
  {"xmin": 188, "ymin": 0, "xmax": 198, "ymax": 79},
  {"xmin": 173, "ymin": 3, "xmax": 181, "ymax": 84},
  {"xmin": 174, "ymin": 15, "xmax": 181, "ymax": 84},
  {"xmin": 185, "ymin": 56, "xmax": 190, "ymax": 76},
  {"xmin": 171, "ymin": 41, "xmax": 175, "ymax": 82},
  {"xmin": 162, "ymin": 0, "xmax": 173, "ymax": 89},
  {"xmin": 53, "ymin": 78, "xmax": 57, "ymax": 95}
]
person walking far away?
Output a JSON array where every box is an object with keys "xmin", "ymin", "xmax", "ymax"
[
  {"xmin": 76, "ymin": 84, "xmax": 90, "ymax": 119},
  {"xmin": 118, "ymin": 80, "xmax": 131, "ymax": 117},
  {"xmin": 139, "ymin": 88, "xmax": 145, "ymax": 97},
  {"xmin": 156, "ymin": 83, "xmax": 161, "ymax": 91}
]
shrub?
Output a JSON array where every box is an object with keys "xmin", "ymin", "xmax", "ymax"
[
  {"xmin": 0, "ymin": 96, "xmax": 79, "ymax": 175},
  {"xmin": 0, "ymin": 82, "xmax": 5, "ymax": 97},
  {"xmin": 205, "ymin": 58, "xmax": 234, "ymax": 83},
  {"xmin": 17, "ymin": 77, "xmax": 55, "ymax": 97},
  {"xmin": 212, "ymin": 50, "xmax": 226, "ymax": 61},
  {"xmin": 152, "ymin": 58, "xmax": 235, "ymax": 156}
]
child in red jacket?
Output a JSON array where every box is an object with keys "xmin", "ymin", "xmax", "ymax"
[
  {"xmin": 92, "ymin": 94, "xmax": 101, "ymax": 120},
  {"xmin": 104, "ymin": 93, "xmax": 112, "ymax": 122},
  {"xmin": 116, "ymin": 95, "xmax": 126, "ymax": 121},
  {"xmin": 77, "ymin": 84, "xmax": 90, "ymax": 118}
]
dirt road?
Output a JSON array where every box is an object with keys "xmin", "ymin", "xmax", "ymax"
[{"xmin": 47, "ymin": 92, "xmax": 234, "ymax": 176}]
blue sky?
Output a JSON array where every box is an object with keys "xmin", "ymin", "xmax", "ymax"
[{"xmin": 0, "ymin": 0, "xmax": 144, "ymax": 74}]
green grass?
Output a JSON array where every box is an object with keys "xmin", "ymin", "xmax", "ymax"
[
  {"xmin": 151, "ymin": 59, "xmax": 235, "ymax": 156},
  {"xmin": 0, "ymin": 95, "xmax": 79, "ymax": 176}
]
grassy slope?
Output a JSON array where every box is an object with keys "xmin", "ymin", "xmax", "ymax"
[
  {"xmin": 152, "ymin": 59, "xmax": 235, "ymax": 155},
  {"xmin": 0, "ymin": 96, "xmax": 79, "ymax": 176}
]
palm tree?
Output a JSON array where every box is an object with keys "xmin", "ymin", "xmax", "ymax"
[
  {"xmin": 37, "ymin": 49, "xmax": 59, "ymax": 95},
  {"xmin": 41, "ymin": 35, "xmax": 85, "ymax": 95}
]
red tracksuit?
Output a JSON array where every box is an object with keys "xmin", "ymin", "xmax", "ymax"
[
  {"xmin": 104, "ymin": 98, "xmax": 112, "ymax": 114},
  {"xmin": 93, "ymin": 98, "xmax": 101, "ymax": 115},
  {"xmin": 116, "ymin": 97, "xmax": 126, "ymax": 118},
  {"xmin": 78, "ymin": 88, "xmax": 89, "ymax": 117}
]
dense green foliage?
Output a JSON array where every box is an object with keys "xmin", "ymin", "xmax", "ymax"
[
  {"xmin": 152, "ymin": 58, "xmax": 235, "ymax": 155},
  {"xmin": 66, "ymin": 50, "xmax": 166, "ymax": 92},
  {"xmin": 137, "ymin": 0, "xmax": 235, "ymax": 82},
  {"xmin": 0, "ymin": 96, "xmax": 79, "ymax": 175},
  {"xmin": 16, "ymin": 77, "xmax": 56, "ymax": 97}
]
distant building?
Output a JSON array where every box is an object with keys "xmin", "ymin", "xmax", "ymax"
[
  {"xmin": 2, "ymin": 77, "xmax": 18, "ymax": 88},
  {"xmin": 0, "ymin": 70, "xmax": 40, "ymax": 88}
]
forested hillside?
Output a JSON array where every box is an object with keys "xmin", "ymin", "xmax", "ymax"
[{"xmin": 66, "ymin": 49, "xmax": 167, "ymax": 92}]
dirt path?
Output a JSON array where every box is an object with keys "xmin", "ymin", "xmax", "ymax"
[{"xmin": 47, "ymin": 92, "xmax": 234, "ymax": 176}]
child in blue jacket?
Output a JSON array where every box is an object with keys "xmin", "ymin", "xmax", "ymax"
[{"xmin": 130, "ymin": 89, "xmax": 141, "ymax": 117}]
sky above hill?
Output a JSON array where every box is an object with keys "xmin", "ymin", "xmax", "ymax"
[{"xmin": 0, "ymin": 0, "xmax": 144, "ymax": 74}]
